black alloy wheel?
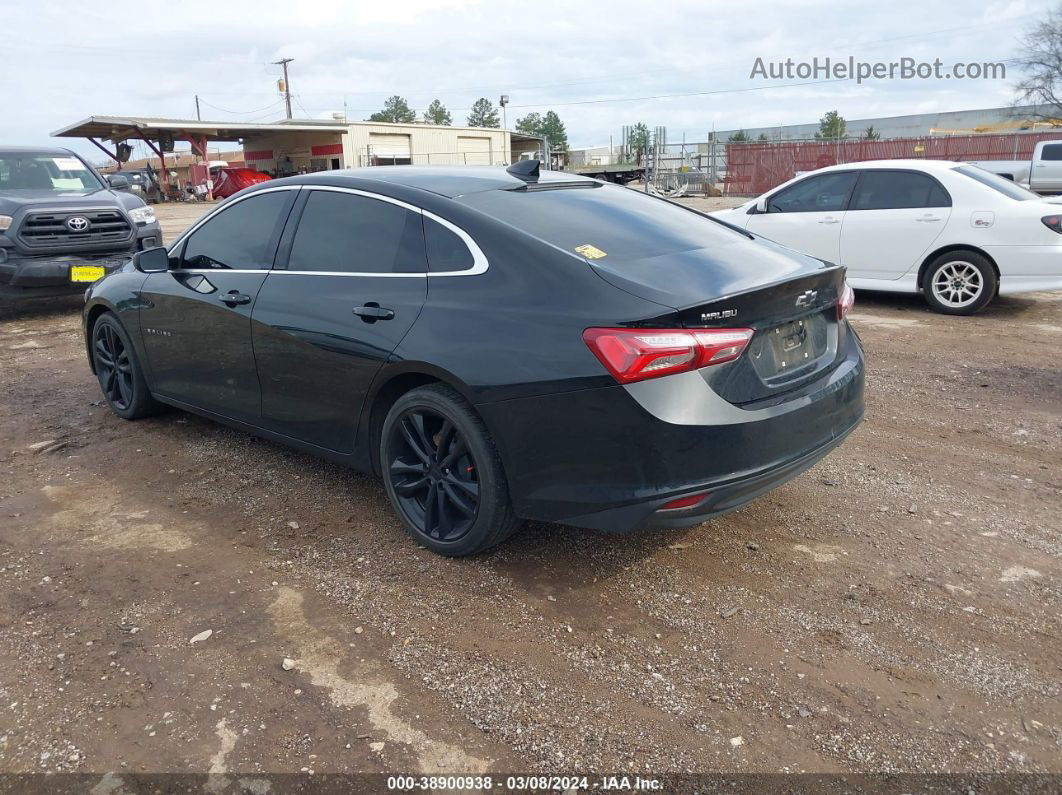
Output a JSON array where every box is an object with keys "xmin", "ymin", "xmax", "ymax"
[
  {"xmin": 380, "ymin": 384, "xmax": 521, "ymax": 556},
  {"xmin": 388, "ymin": 408, "xmax": 480, "ymax": 542},
  {"xmin": 91, "ymin": 313, "xmax": 161, "ymax": 420},
  {"xmin": 94, "ymin": 320, "xmax": 134, "ymax": 411}
]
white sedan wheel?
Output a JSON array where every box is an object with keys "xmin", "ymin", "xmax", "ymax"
[{"xmin": 930, "ymin": 260, "xmax": 983, "ymax": 309}]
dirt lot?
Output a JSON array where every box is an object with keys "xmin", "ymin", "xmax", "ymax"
[{"xmin": 0, "ymin": 200, "xmax": 1059, "ymax": 784}]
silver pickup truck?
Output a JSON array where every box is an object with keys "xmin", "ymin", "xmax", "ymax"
[{"xmin": 967, "ymin": 140, "xmax": 1062, "ymax": 193}]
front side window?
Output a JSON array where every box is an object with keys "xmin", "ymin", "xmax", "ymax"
[
  {"xmin": 766, "ymin": 171, "xmax": 857, "ymax": 213},
  {"xmin": 287, "ymin": 191, "xmax": 425, "ymax": 274},
  {"xmin": 850, "ymin": 170, "xmax": 951, "ymax": 210},
  {"xmin": 182, "ymin": 191, "xmax": 292, "ymax": 270},
  {"xmin": 0, "ymin": 152, "xmax": 104, "ymax": 195}
]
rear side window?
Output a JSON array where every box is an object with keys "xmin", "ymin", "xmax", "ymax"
[
  {"xmin": 766, "ymin": 172, "xmax": 857, "ymax": 213},
  {"xmin": 287, "ymin": 191, "xmax": 425, "ymax": 274},
  {"xmin": 182, "ymin": 191, "xmax": 291, "ymax": 270},
  {"xmin": 424, "ymin": 217, "xmax": 474, "ymax": 272},
  {"xmin": 850, "ymin": 171, "xmax": 951, "ymax": 210},
  {"xmin": 1041, "ymin": 143, "xmax": 1062, "ymax": 161},
  {"xmin": 459, "ymin": 184, "xmax": 746, "ymax": 265}
]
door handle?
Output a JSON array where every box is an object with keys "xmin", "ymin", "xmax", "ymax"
[
  {"xmin": 352, "ymin": 303, "xmax": 395, "ymax": 322},
  {"xmin": 818, "ymin": 217, "xmax": 840, "ymax": 224},
  {"xmin": 916, "ymin": 215, "xmax": 942, "ymax": 223},
  {"xmin": 219, "ymin": 291, "xmax": 252, "ymax": 306}
]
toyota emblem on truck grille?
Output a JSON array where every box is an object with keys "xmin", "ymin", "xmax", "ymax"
[{"xmin": 66, "ymin": 216, "xmax": 91, "ymax": 232}]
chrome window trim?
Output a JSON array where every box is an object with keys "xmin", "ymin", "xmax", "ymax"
[
  {"xmin": 166, "ymin": 183, "xmax": 488, "ymax": 278},
  {"xmin": 166, "ymin": 185, "xmax": 302, "ymax": 257}
]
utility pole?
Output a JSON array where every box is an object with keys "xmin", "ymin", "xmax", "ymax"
[
  {"xmin": 273, "ymin": 58, "xmax": 294, "ymax": 119},
  {"xmin": 195, "ymin": 94, "xmax": 201, "ymax": 121}
]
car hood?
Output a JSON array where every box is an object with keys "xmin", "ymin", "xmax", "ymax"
[
  {"xmin": 587, "ymin": 231, "xmax": 829, "ymax": 311},
  {"xmin": 0, "ymin": 188, "xmax": 145, "ymax": 215}
]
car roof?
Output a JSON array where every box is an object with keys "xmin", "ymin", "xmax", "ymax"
[
  {"xmin": 281, "ymin": 165, "xmax": 598, "ymax": 198},
  {"xmin": 0, "ymin": 145, "xmax": 76, "ymax": 156},
  {"xmin": 814, "ymin": 159, "xmax": 963, "ymax": 174}
]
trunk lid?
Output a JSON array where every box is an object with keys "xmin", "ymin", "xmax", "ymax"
[{"xmin": 590, "ymin": 244, "xmax": 847, "ymax": 405}]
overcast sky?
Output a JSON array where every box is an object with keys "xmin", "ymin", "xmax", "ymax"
[{"xmin": 2, "ymin": 0, "xmax": 1051, "ymax": 161}]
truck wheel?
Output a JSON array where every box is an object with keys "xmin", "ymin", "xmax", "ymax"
[
  {"xmin": 922, "ymin": 251, "xmax": 997, "ymax": 315},
  {"xmin": 91, "ymin": 313, "xmax": 163, "ymax": 419}
]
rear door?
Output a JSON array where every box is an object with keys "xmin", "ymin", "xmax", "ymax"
[
  {"xmin": 1032, "ymin": 142, "xmax": 1062, "ymax": 192},
  {"xmin": 140, "ymin": 188, "xmax": 296, "ymax": 423},
  {"xmin": 251, "ymin": 187, "xmax": 428, "ymax": 452},
  {"xmin": 839, "ymin": 169, "xmax": 952, "ymax": 280},
  {"xmin": 745, "ymin": 171, "xmax": 857, "ymax": 264}
]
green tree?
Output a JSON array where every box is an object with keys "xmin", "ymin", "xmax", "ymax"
[
  {"xmin": 757, "ymin": 132, "xmax": 770, "ymax": 141},
  {"xmin": 515, "ymin": 112, "xmax": 542, "ymax": 137},
  {"xmin": 815, "ymin": 110, "xmax": 847, "ymax": 140},
  {"xmin": 368, "ymin": 95, "xmax": 416, "ymax": 123},
  {"xmin": 422, "ymin": 99, "xmax": 452, "ymax": 126},
  {"xmin": 728, "ymin": 130, "xmax": 750, "ymax": 142},
  {"xmin": 516, "ymin": 111, "xmax": 569, "ymax": 152},
  {"xmin": 627, "ymin": 122, "xmax": 650, "ymax": 164},
  {"xmin": 540, "ymin": 111, "xmax": 568, "ymax": 151},
  {"xmin": 466, "ymin": 97, "xmax": 500, "ymax": 128},
  {"xmin": 862, "ymin": 125, "xmax": 880, "ymax": 140}
]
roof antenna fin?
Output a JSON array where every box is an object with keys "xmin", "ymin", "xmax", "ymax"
[{"xmin": 506, "ymin": 159, "xmax": 540, "ymax": 181}]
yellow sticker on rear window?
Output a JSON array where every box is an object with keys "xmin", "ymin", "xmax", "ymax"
[{"xmin": 575, "ymin": 243, "xmax": 607, "ymax": 259}]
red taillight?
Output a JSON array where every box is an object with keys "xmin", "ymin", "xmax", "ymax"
[
  {"xmin": 838, "ymin": 282, "xmax": 855, "ymax": 320},
  {"xmin": 583, "ymin": 327, "xmax": 754, "ymax": 384},
  {"xmin": 658, "ymin": 492, "xmax": 710, "ymax": 511},
  {"xmin": 1041, "ymin": 215, "xmax": 1062, "ymax": 234}
]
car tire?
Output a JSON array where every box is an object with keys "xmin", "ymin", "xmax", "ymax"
[
  {"xmin": 922, "ymin": 251, "xmax": 997, "ymax": 315},
  {"xmin": 380, "ymin": 384, "xmax": 521, "ymax": 556},
  {"xmin": 91, "ymin": 312, "xmax": 162, "ymax": 420}
]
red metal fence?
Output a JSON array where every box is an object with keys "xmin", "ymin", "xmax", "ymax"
[{"xmin": 724, "ymin": 132, "xmax": 1062, "ymax": 195}]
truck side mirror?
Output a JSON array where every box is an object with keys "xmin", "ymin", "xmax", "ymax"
[
  {"xmin": 133, "ymin": 246, "xmax": 170, "ymax": 273},
  {"xmin": 754, "ymin": 196, "xmax": 768, "ymax": 213},
  {"xmin": 108, "ymin": 175, "xmax": 131, "ymax": 190}
]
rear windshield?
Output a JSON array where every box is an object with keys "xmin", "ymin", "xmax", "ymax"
[
  {"xmin": 458, "ymin": 183, "xmax": 742, "ymax": 264},
  {"xmin": 953, "ymin": 165, "xmax": 1038, "ymax": 201},
  {"xmin": 0, "ymin": 152, "xmax": 104, "ymax": 195}
]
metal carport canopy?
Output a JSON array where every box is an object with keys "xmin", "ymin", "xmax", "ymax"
[
  {"xmin": 51, "ymin": 115, "xmax": 349, "ymax": 199},
  {"xmin": 51, "ymin": 115, "xmax": 349, "ymax": 143}
]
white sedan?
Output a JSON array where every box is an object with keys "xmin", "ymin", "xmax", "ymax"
[{"xmin": 712, "ymin": 159, "xmax": 1062, "ymax": 314}]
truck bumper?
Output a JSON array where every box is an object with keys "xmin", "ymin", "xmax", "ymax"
[{"xmin": 0, "ymin": 253, "xmax": 133, "ymax": 298}]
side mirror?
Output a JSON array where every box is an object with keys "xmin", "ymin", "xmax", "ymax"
[
  {"xmin": 108, "ymin": 174, "xmax": 130, "ymax": 190},
  {"xmin": 754, "ymin": 196, "xmax": 768, "ymax": 214},
  {"xmin": 133, "ymin": 246, "xmax": 170, "ymax": 273}
]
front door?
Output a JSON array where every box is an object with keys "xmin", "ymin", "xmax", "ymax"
[
  {"xmin": 252, "ymin": 188, "xmax": 428, "ymax": 452},
  {"xmin": 839, "ymin": 170, "xmax": 952, "ymax": 280},
  {"xmin": 140, "ymin": 188, "xmax": 296, "ymax": 422},
  {"xmin": 745, "ymin": 170, "xmax": 857, "ymax": 264}
]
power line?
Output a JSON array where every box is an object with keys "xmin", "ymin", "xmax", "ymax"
[{"xmin": 197, "ymin": 97, "xmax": 287, "ymax": 115}]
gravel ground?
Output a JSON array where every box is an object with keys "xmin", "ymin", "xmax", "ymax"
[{"xmin": 0, "ymin": 201, "xmax": 1059, "ymax": 782}]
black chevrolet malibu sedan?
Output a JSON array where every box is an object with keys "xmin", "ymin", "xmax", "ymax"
[{"xmin": 83, "ymin": 162, "xmax": 864, "ymax": 556}]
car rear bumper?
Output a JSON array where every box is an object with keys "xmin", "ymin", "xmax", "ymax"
[
  {"xmin": 478, "ymin": 325, "xmax": 865, "ymax": 532},
  {"xmin": 983, "ymin": 244, "xmax": 1062, "ymax": 294}
]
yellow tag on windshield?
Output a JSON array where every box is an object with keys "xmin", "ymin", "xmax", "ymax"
[{"xmin": 575, "ymin": 244, "xmax": 607, "ymax": 260}]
